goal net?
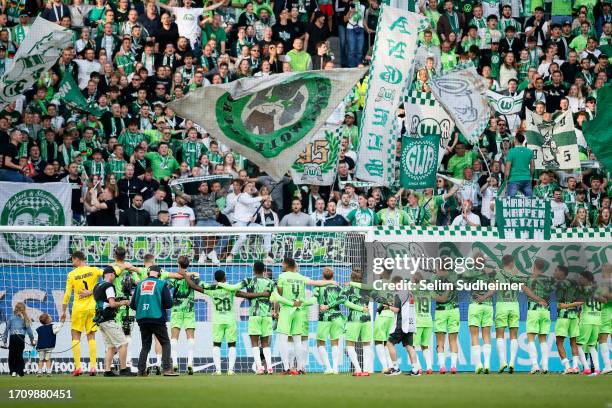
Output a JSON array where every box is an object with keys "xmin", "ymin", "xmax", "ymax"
[{"xmin": 0, "ymin": 227, "xmax": 369, "ymax": 374}]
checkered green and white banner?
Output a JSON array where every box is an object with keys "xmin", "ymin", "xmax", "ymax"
[
  {"xmin": 355, "ymin": 6, "xmax": 427, "ymax": 187},
  {"xmin": 0, "ymin": 182, "xmax": 71, "ymax": 261},
  {"xmin": 373, "ymin": 225, "xmax": 612, "ymax": 242}
]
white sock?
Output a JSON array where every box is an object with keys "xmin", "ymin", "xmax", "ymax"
[
  {"xmin": 471, "ymin": 345, "xmax": 482, "ymax": 368},
  {"xmin": 187, "ymin": 339, "xmax": 195, "ymax": 367},
  {"xmin": 263, "ymin": 347, "xmax": 272, "ymax": 371},
  {"xmin": 252, "ymin": 346, "xmax": 262, "ymax": 370},
  {"xmin": 540, "ymin": 342, "xmax": 549, "ymax": 371},
  {"xmin": 228, "ymin": 347, "xmax": 236, "ymax": 372},
  {"xmin": 331, "ymin": 345, "xmax": 340, "ymax": 372},
  {"xmin": 212, "ymin": 346, "xmax": 221, "ymax": 372},
  {"xmin": 561, "ymin": 358, "xmax": 570, "ymax": 370},
  {"xmin": 450, "ymin": 352, "xmax": 458, "ymax": 369},
  {"xmin": 318, "ymin": 346, "xmax": 331, "ymax": 371},
  {"xmin": 509, "ymin": 339, "xmax": 518, "ymax": 366},
  {"xmin": 292, "ymin": 336, "xmax": 304, "ymax": 371},
  {"xmin": 601, "ymin": 343, "xmax": 610, "ymax": 369},
  {"xmin": 40, "ymin": 365, "xmax": 45, "ymax": 374},
  {"xmin": 437, "ymin": 352, "xmax": 446, "ymax": 369},
  {"xmin": 483, "ymin": 344, "xmax": 491, "ymax": 368},
  {"xmin": 424, "ymin": 348, "xmax": 433, "ymax": 370},
  {"xmin": 376, "ymin": 344, "xmax": 388, "ymax": 370},
  {"xmin": 578, "ymin": 347, "xmax": 589, "ymax": 369},
  {"xmin": 589, "ymin": 346, "xmax": 600, "ymax": 372},
  {"xmin": 411, "ymin": 352, "xmax": 421, "ymax": 373},
  {"xmin": 155, "ymin": 354, "xmax": 162, "ymax": 367},
  {"xmin": 363, "ymin": 345, "xmax": 373, "ymax": 373},
  {"xmin": 288, "ymin": 341, "xmax": 295, "ymax": 369},
  {"xmin": 171, "ymin": 339, "xmax": 178, "ymax": 367},
  {"xmin": 125, "ymin": 336, "xmax": 132, "ymax": 367},
  {"xmin": 528, "ymin": 342, "xmax": 539, "ymax": 369},
  {"xmin": 347, "ymin": 346, "xmax": 361, "ymax": 372},
  {"xmin": 278, "ymin": 334, "xmax": 290, "ymax": 370},
  {"xmin": 302, "ymin": 341, "xmax": 309, "ymax": 369},
  {"xmin": 572, "ymin": 355, "xmax": 579, "ymax": 369},
  {"xmin": 496, "ymin": 338, "xmax": 507, "ymax": 367}
]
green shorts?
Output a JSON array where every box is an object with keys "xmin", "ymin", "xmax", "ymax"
[
  {"xmin": 300, "ymin": 309, "xmax": 309, "ymax": 335},
  {"xmin": 345, "ymin": 321, "xmax": 372, "ymax": 342},
  {"xmin": 414, "ymin": 327, "xmax": 432, "ymax": 347},
  {"xmin": 277, "ymin": 307, "xmax": 304, "ymax": 336},
  {"xmin": 434, "ymin": 308, "xmax": 460, "ymax": 333},
  {"xmin": 555, "ymin": 317, "xmax": 579, "ymax": 338},
  {"xmin": 212, "ymin": 322, "xmax": 237, "ymax": 343},
  {"xmin": 526, "ymin": 309, "xmax": 551, "ymax": 335},
  {"xmin": 468, "ymin": 303, "xmax": 493, "ymax": 327},
  {"xmin": 373, "ymin": 315, "xmax": 395, "ymax": 342},
  {"xmin": 495, "ymin": 302, "xmax": 520, "ymax": 329},
  {"xmin": 316, "ymin": 317, "xmax": 345, "ymax": 341},
  {"xmin": 248, "ymin": 316, "xmax": 273, "ymax": 337},
  {"xmin": 601, "ymin": 304, "xmax": 611, "ymax": 334},
  {"xmin": 170, "ymin": 310, "xmax": 196, "ymax": 330},
  {"xmin": 577, "ymin": 323, "xmax": 599, "ymax": 349}
]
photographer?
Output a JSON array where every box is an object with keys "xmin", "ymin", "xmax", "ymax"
[
  {"xmin": 93, "ymin": 266, "xmax": 134, "ymax": 377},
  {"xmin": 130, "ymin": 266, "xmax": 177, "ymax": 376}
]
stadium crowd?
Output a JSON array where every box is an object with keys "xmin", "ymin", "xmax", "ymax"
[{"xmin": 0, "ymin": 0, "xmax": 611, "ymax": 230}]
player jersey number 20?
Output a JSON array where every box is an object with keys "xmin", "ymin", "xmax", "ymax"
[{"xmin": 215, "ymin": 297, "xmax": 232, "ymax": 312}]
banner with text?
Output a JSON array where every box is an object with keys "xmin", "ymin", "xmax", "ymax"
[
  {"xmin": 290, "ymin": 125, "xmax": 340, "ymax": 185},
  {"xmin": 355, "ymin": 6, "xmax": 427, "ymax": 186},
  {"xmin": 400, "ymin": 134, "xmax": 440, "ymax": 189},
  {"xmin": 495, "ymin": 197, "xmax": 552, "ymax": 240},
  {"xmin": 526, "ymin": 109, "xmax": 580, "ymax": 170}
]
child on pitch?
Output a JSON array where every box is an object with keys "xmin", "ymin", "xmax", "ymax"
[
  {"xmin": 3, "ymin": 302, "xmax": 36, "ymax": 377},
  {"xmin": 35, "ymin": 313, "xmax": 64, "ymax": 377}
]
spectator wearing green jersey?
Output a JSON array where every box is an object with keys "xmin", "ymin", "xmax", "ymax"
[
  {"xmin": 376, "ymin": 195, "xmax": 411, "ymax": 226},
  {"xmin": 576, "ymin": 270, "xmax": 606, "ymax": 375},
  {"xmin": 505, "ymin": 133, "xmax": 535, "ymax": 197},
  {"xmin": 345, "ymin": 195, "xmax": 376, "ymax": 226}
]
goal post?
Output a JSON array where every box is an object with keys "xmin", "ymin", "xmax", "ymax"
[{"xmin": 0, "ymin": 226, "xmax": 371, "ymax": 374}]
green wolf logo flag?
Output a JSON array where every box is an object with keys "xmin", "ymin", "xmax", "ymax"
[
  {"xmin": 0, "ymin": 182, "xmax": 71, "ymax": 262},
  {"xmin": 170, "ymin": 69, "xmax": 365, "ymax": 180},
  {"xmin": 400, "ymin": 134, "xmax": 440, "ymax": 189},
  {"xmin": 525, "ymin": 109, "xmax": 580, "ymax": 170},
  {"xmin": 55, "ymin": 74, "xmax": 102, "ymax": 116},
  {"xmin": 0, "ymin": 18, "xmax": 72, "ymax": 110},
  {"xmin": 486, "ymin": 90, "xmax": 524, "ymax": 115},
  {"xmin": 582, "ymin": 86, "xmax": 612, "ymax": 172}
]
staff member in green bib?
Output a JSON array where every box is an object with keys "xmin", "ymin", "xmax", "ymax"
[{"xmin": 130, "ymin": 266, "xmax": 178, "ymax": 376}]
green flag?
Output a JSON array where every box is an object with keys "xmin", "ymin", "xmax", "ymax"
[
  {"xmin": 582, "ymin": 86, "xmax": 612, "ymax": 172},
  {"xmin": 400, "ymin": 134, "xmax": 440, "ymax": 189},
  {"xmin": 56, "ymin": 73, "xmax": 101, "ymax": 116},
  {"xmin": 170, "ymin": 68, "xmax": 366, "ymax": 180}
]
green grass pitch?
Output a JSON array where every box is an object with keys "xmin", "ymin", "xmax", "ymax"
[{"xmin": 0, "ymin": 373, "xmax": 609, "ymax": 408}]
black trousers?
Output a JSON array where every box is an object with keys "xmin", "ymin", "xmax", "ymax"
[
  {"xmin": 8, "ymin": 334, "xmax": 25, "ymax": 376},
  {"xmin": 138, "ymin": 323, "xmax": 171, "ymax": 374}
]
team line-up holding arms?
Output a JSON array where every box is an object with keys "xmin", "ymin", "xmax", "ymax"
[{"xmin": 4, "ymin": 249, "xmax": 610, "ymax": 377}]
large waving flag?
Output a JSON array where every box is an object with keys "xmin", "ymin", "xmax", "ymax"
[
  {"xmin": 582, "ymin": 86, "xmax": 612, "ymax": 172},
  {"xmin": 170, "ymin": 69, "xmax": 365, "ymax": 180},
  {"xmin": 429, "ymin": 62, "xmax": 491, "ymax": 145},
  {"xmin": 0, "ymin": 18, "xmax": 72, "ymax": 110},
  {"xmin": 525, "ymin": 109, "xmax": 580, "ymax": 170},
  {"xmin": 55, "ymin": 74, "xmax": 102, "ymax": 116}
]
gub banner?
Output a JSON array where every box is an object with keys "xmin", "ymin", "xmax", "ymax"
[{"xmin": 400, "ymin": 134, "xmax": 440, "ymax": 189}]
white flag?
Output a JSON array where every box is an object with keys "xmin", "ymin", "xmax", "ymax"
[
  {"xmin": 486, "ymin": 90, "xmax": 524, "ymax": 115},
  {"xmin": 525, "ymin": 109, "xmax": 580, "ymax": 170},
  {"xmin": 429, "ymin": 62, "xmax": 491, "ymax": 145},
  {"xmin": 0, "ymin": 18, "xmax": 72, "ymax": 110},
  {"xmin": 0, "ymin": 182, "xmax": 72, "ymax": 262},
  {"xmin": 355, "ymin": 6, "xmax": 428, "ymax": 186}
]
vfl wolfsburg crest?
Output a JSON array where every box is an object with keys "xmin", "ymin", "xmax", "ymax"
[
  {"xmin": 400, "ymin": 134, "xmax": 440, "ymax": 189},
  {"xmin": 0, "ymin": 182, "xmax": 71, "ymax": 262},
  {"xmin": 486, "ymin": 90, "xmax": 524, "ymax": 115},
  {"xmin": 171, "ymin": 68, "xmax": 365, "ymax": 180}
]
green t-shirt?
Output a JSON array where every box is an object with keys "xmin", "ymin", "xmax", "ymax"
[
  {"xmin": 447, "ymin": 151, "xmax": 475, "ymax": 179},
  {"xmin": 276, "ymin": 271, "xmax": 308, "ymax": 304},
  {"xmin": 551, "ymin": 0, "xmax": 572, "ymax": 16},
  {"xmin": 341, "ymin": 285, "xmax": 371, "ymax": 322},
  {"xmin": 145, "ymin": 151, "xmax": 179, "ymax": 180},
  {"xmin": 463, "ymin": 269, "xmax": 496, "ymax": 305},
  {"xmin": 202, "ymin": 284, "xmax": 238, "ymax": 324},
  {"xmin": 495, "ymin": 268, "xmax": 527, "ymax": 303},
  {"xmin": 201, "ymin": 22, "xmax": 227, "ymax": 52},
  {"xmin": 526, "ymin": 275, "xmax": 555, "ymax": 310},
  {"xmin": 555, "ymin": 278, "xmax": 580, "ymax": 319},
  {"xmin": 346, "ymin": 208, "xmax": 376, "ymax": 226},
  {"xmin": 579, "ymin": 284, "xmax": 604, "ymax": 325},
  {"xmin": 118, "ymin": 132, "xmax": 145, "ymax": 158},
  {"xmin": 241, "ymin": 276, "xmax": 275, "ymax": 317},
  {"xmin": 433, "ymin": 272, "xmax": 458, "ymax": 309},
  {"xmin": 413, "ymin": 288, "xmax": 433, "ymax": 328},
  {"xmin": 168, "ymin": 278, "xmax": 196, "ymax": 313},
  {"xmin": 506, "ymin": 146, "xmax": 533, "ymax": 182},
  {"xmin": 313, "ymin": 284, "xmax": 344, "ymax": 321}
]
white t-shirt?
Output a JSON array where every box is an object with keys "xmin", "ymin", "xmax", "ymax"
[
  {"xmin": 551, "ymin": 200, "xmax": 569, "ymax": 228},
  {"xmin": 451, "ymin": 212, "xmax": 481, "ymax": 227},
  {"xmin": 173, "ymin": 7, "xmax": 204, "ymax": 46},
  {"xmin": 168, "ymin": 204, "xmax": 195, "ymax": 226}
]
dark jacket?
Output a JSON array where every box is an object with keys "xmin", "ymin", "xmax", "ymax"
[
  {"xmin": 119, "ymin": 206, "xmax": 151, "ymax": 226},
  {"xmin": 117, "ymin": 177, "xmax": 145, "ymax": 210}
]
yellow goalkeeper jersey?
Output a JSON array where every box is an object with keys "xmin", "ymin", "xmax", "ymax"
[{"xmin": 63, "ymin": 266, "xmax": 103, "ymax": 312}]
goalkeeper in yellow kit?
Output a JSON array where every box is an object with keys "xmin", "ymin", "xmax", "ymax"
[{"xmin": 61, "ymin": 251, "xmax": 103, "ymax": 376}]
